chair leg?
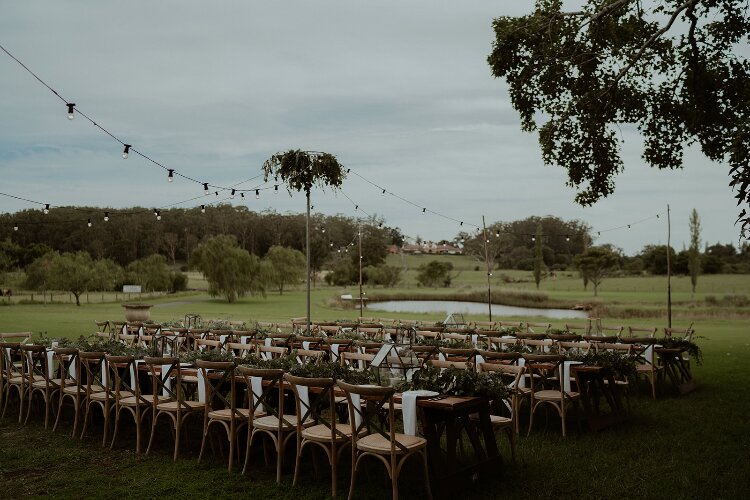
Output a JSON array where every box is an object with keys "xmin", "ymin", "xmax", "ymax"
[
  {"xmin": 228, "ymin": 423, "xmax": 235, "ymax": 474},
  {"xmin": 293, "ymin": 439, "xmax": 303, "ymax": 487},
  {"xmin": 198, "ymin": 421, "xmax": 209, "ymax": 464},
  {"xmin": 421, "ymin": 450, "xmax": 433, "ymax": 500},
  {"xmin": 173, "ymin": 414, "xmax": 182, "ymax": 462},
  {"xmin": 347, "ymin": 455, "xmax": 359, "ymax": 500},
  {"xmin": 147, "ymin": 411, "xmax": 159, "ymax": 456},
  {"xmin": 110, "ymin": 408, "xmax": 121, "ymax": 449}
]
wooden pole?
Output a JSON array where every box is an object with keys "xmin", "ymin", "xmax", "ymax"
[
  {"xmin": 306, "ymin": 188, "xmax": 311, "ymax": 335},
  {"xmin": 667, "ymin": 204, "xmax": 672, "ymax": 329},
  {"xmin": 482, "ymin": 215, "xmax": 492, "ymax": 321},
  {"xmin": 357, "ymin": 225, "xmax": 364, "ymax": 318}
]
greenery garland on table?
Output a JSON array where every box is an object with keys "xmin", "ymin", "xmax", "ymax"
[
  {"xmin": 397, "ymin": 363, "xmax": 512, "ymax": 413},
  {"xmin": 286, "ymin": 361, "xmax": 376, "ymax": 385},
  {"xmin": 414, "ymin": 338, "xmax": 473, "ymax": 349},
  {"xmin": 568, "ymin": 351, "xmax": 637, "ymax": 380},
  {"xmin": 655, "ymin": 337, "xmax": 703, "ymax": 365}
]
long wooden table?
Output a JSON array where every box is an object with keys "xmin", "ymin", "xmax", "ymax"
[{"xmin": 416, "ymin": 395, "xmax": 501, "ymax": 498}]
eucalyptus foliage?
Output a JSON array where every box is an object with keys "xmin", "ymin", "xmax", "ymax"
[
  {"xmin": 262, "ymin": 150, "xmax": 346, "ymax": 194},
  {"xmin": 488, "ymin": 0, "xmax": 750, "ymax": 238}
]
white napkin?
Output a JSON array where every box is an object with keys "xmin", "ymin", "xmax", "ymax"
[
  {"xmin": 350, "ymin": 392, "xmax": 362, "ymax": 429},
  {"xmin": 240, "ymin": 335, "xmax": 251, "ymax": 344},
  {"xmin": 121, "ymin": 324, "xmax": 127, "ymax": 336},
  {"xmin": 644, "ymin": 345, "xmax": 654, "ymax": 365},
  {"xmin": 101, "ymin": 359, "xmax": 109, "ymax": 387},
  {"xmin": 161, "ymin": 364, "xmax": 172, "ymax": 396},
  {"xmin": 69, "ymin": 357, "xmax": 78, "ymax": 382},
  {"xmin": 297, "ymin": 385, "xmax": 310, "ymax": 419},
  {"xmin": 302, "ymin": 341, "xmax": 311, "ymax": 350},
  {"xmin": 475, "ymin": 354, "xmax": 486, "ymax": 369},
  {"xmin": 402, "ymin": 390, "xmax": 439, "ymax": 436},
  {"xmin": 562, "ymin": 361, "xmax": 582, "ymax": 393},
  {"xmin": 220, "ymin": 335, "xmax": 228, "ymax": 351},
  {"xmin": 471, "ymin": 334, "xmax": 479, "ymax": 347},
  {"xmin": 330, "ymin": 343, "xmax": 340, "ymax": 361},
  {"xmin": 264, "ymin": 337, "xmax": 273, "ymax": 347},
  {"xmin": 129, "ymin": 360, "xmax": 142, "ymax": 391},
  {"xmin": 517, "ymin": 357, "xmax": 526, "ymax": 389},
  {"xmin": 438, "ymin": 352, "xmax": 447, "ymax": 361},
  {"xmin": 46, "ymin": 349, "xmax": 55, "ymax": 378},
  {"xmin": 250, "ymin": 376, "xmax": 264, "ymax": 412},
  {"xmin": 197, "ymin": 368, "xmax": 207, "ymax": 403}
]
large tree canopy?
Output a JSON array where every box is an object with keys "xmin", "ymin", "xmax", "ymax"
[{"xmin": 488, "ymin": 0, "xmax": 750, "ymax": 237}]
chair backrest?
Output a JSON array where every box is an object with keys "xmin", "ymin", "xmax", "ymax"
[
  {"xmin": 257, "ymin": 345, "xmax": 288, "ymax": 360},
  {"xmin": 618, "ymin": 337, "xmax": 657, "ymax": 365},
  {"xmin": 284, "ymin": 374, "xmax": 344, "ymax": 440},
  {"xmin": 79, "ymin": 351, "xmax": 108, "ymax": 395},
  {"xmin": 142, "ymin": 356, "xmax": 187, "ymax": 410},
  {"xmin": 53, "ymin": 347, "xmax": 80, "ymax": 391},
  {"xmin": 476, "ymin": 350, "xmax": 521, "ymax": 364},
  {"xmin": 415, "ymin": 329, "xmax": 441, "ymax": 341},
  {"xmin": 595, "ymin": 343, "xmax": 632, "ymax": 354},
  {"xmin": 0, "ymin": 342, "xmax": 23, "ymax": 379},
  {"xmin": 318, "ymin": 325, "xmax": 341, "ymax": 336},
  {"xmin": 195, "ymin": 360, "xmax": 238, "ymax": 415},
  {"xmin": 487, "ymin": 337, "xmax": 519, "ymax": 351},
  {"xmin": 411, "ymin": 345, "xmax": 440, "ymax": 360},
  {"xmin": 478, "ymin": 362, "xmax": 524, "ymax": 388},
  {"xmin": 21, "ymin": 344, "xmax": 48, "ymax": 383},
  {"xmin": 0, "ymin": 332, "xmax": 33, "ymax": 343},
  {"xmin": 664, "ymin": 324, "xmax": 694, "ymax": 342},
  {"xmin": 94, "ymin": 320, "xmax": 111, "ymax": 333},
  {"xmin": 521, "ymin": 354, "xmax": 566, "ymax": 394},
  {"xmin": 340, "ymin": 351, "xmax": 375, "ymax": 371},
  {"xmin": 236, "ymin": 366, "xmax": 284, "ymax": 425},
  {"xmin": 565, "ymin": 321, "xmax": 591, "ymax": 336},
  {"xmin": 357, "ymin": 327, "xmax": 384, "ymax": 341},
  {"xmin": 626, "ymin": 326, "xmax": 657, "ymax": 338},
  {"xmin": 525, "ymin": 322, "xmax": 551, "ymax": 333},
  {"xmin": 226, "ymin": 342, "xmax": 255, "ymax": 359},
  {"xmin": 337, "ymin": 381, "xmax": 406, "ymax": 454},
  {"xmin": 557, "ymin": 341, "xmax": 592, "ymax": 355},
  {"xmin": 295, "ymin": 349, "xmax": 325, "ymax": 365},
  {"xmin": 430, "ymin": 359, "xmax": 473, "ymax": 371},
  {"xmin": 521, "ymin": 338, "xmax": 553, "ymax": 353},
  {"xmin": 441, "ymin": 332, "xmax": 471, "ymax": 342},
  {"xmin": 195, "ymin": 338, "xmax": 223, "ymax": 352},
  {"xmin": 355, "ymin": 341, "xmax": 383, "ymax": 354},
  {"xmin": 106, "ymin": 355, "xmax": 146, "ymax": 404},
  {"xmin": 473, "ymin": 321, "xmax": 498, "ymax": 331},
  {"xmin": 582, "ymin": 335, "xmax": 619, "ymax": 343},
  {"xmin": 439, "ymin": 347, "xmax": 476, "ymax": 362},
  {"xmin": 599, "ymin": 325, "xmax": 624, "ymax": 337}
]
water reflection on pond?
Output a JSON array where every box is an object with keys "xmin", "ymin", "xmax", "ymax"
[{"xmin": 369, "ymin": 300, "xmax": 589, "ymax": 319}]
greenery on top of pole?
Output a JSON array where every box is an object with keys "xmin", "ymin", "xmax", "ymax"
[{"xmin": 262, "ymin": 149, "xmax": 347, "ymax": 193}]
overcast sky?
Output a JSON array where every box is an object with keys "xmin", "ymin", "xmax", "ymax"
[{"xmin": 0, "ymin": 1, "xmax": 743, "ymax": 254}]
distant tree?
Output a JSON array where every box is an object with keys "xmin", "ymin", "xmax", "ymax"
[
  {"xmin": 363, "ymin": 265, "xmax": 402, "ymax": 288},
  {"xmin": 575, "ymin": 246, "xmax": 620, "ymax": 296},
  {"xmin": 533, "ymin": 224, "xmax": 545, "ymax": 289},
  {"xmin": 161, "ymin": 232, "xmax": 180, "ymax": 265},
  {"xmin": 688, "ymin": 209, "xmax": 701, "ymax": 294},
  {"xmin": 35, "ymin": 251, "xmax": 121, "ymax": 306},
  {"xmin": 417, "ymin": 261, "xmax": 454, "ymax": 288},
  {"xmin": 640, "ymin": 245, "xmax": 677, "ymax": 275},
  {"xmin": 126, "ymin": 254, "xmax": 173, "ymax": 292},
  {"xmin": 263, "ymin": 245, "xmax": 306, "ymax": 295},
  {"xmin": 190, "ymin": 235, "xmax": 264, "ymax": 302},
  {"xmin": 324, "ymin": 258, "xmax": 355, "ymax": 286}
]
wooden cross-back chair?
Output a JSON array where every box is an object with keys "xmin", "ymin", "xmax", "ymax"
[
  {"xmin": 144, "ymin": 356, "xmax": 204, "ymax": 461},
  {"xmin": 340, "ymin": 351, "xmax": 375, "ymax": 372},
  {"xmin": 625, "ymin": 325, "xmax": 657, "ymax": 339},
  {"xmin": 619, "ymin": 337, "xmax": 662, "ymax": 399},
  {"xmin": 242, "ymin": 367, "xmax": 314, "ymax": 482},
  {"xmin": 196, "ymin": 360, "xmax": 246, "ymax": 473},
  {"xmin": 79, "ymin": 351, "xmax": 115, "ymax": 447},
  {"xmin": 108, "ymin": 355, "xmax": 156, "ymax": 453},
  {"xmin": 564, "ymin": 321, "xmax": 592, "ymax": 336},
  {"xmin": 477, "ymin": 362, "xmax": 523, "ymax": 453},
  {"xmin": 21, "ymin": 344, "xmax": 57, "ymax": 427},
  {"xmin": 525, "ymin": 322, "xmax": 551, "ymax": 334},
  {"xmin": 295, "ymin": 349, "xmax": 325, "ymax": 365},
  {"xmin": 336, "ymin": 381, "xmax": 432, "ymax": 500},
  {"xmin": 0, "ymin": 342, "xmax": 24, "ymax": 420},
  {"xmin": 284, "ymin": 374, "xmax": 353, "ymax": 497},
  {"xmin": 522, "ymin": 354, "xmax": 581, "ymax": 437},
  {"xmin": 52, "ymin": 347, "xmax": 82, "ymax": 436}
]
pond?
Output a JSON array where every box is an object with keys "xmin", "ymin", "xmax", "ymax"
[{"xmin": 368, "ymin": 300, "xmax": 589, "ymax": 319}]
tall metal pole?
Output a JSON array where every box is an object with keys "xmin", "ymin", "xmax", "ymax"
[
  {"xmin": 357, "ymin": 225, "xmax": 364, "ymax": 318},
  {"xmin": 306, "ymin": 189, "xmax": 311, "ymax": 335},
  {"xmin": 482, "ymin": 215, "xmax": 492, "ymax": 321},
  {"xmin": 667, "ymin": 204, "xmax": 672, "ymax": 329}
]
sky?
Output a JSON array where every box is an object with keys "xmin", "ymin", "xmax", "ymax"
[{"xmin": 0, "ymin": 1, "xmax": 743, "ymax": 255}]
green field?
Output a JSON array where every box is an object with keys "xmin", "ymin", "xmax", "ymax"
[{"xmin": 1, "ymin": 257, "xmax": 749, "ymax": 498}]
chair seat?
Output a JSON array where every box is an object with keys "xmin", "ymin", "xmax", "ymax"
[
  {"xmin": 636, "ymin": 364, "xmax": 663, "ymax": 373},
  {"xmin": 302, "ymin": 423, "xmax": 363, "ymax": 442},
  {"xmin": 119, "ymin": 395, "xmax": 170, "ymax": 406},
  {"xmin": 157, "ymin": 400, "xmax": 206, "ymax": 411},
  {"xmin": 252, "ymin": 414, "xmax": 314, "ymax": 431},
  {"xmin": 8, "ymin": 376, "xmax": 25, "ymax": 384},
  {"xmin": 356, "ymin": 433, "xmax": 426, "ymax": 454},
  {"xmin": 32, "ymin": 378, "xmax": 62, "ymax": 389},
  {"xmin": 89, "ymin": 391, "xmax": 119, "ymax": 401},
  {"xmin": 181, "ymin": 375, "xmax": 199, "ymax": 384},
  {"xmin": 207, "ymin": 408, "xmax": 265, "ymax": 421},
  {"xmin": 533, "ymin": 390, "xmax": 579, "ymax": 401},
  {"xmin": 469, "ymin": 413, "xmax": 513, "ymax": 428},
  {"xmin": 62, "ymin": 385, "xmax": 84, "ymax": 395}
]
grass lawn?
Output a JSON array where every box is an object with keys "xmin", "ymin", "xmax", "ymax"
[{"xmin": 1, "ymin": 264, "xmax": 749, "ymax": 498}]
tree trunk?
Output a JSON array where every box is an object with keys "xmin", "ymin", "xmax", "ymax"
[{"xmin": 74, "ymin": 292, "xmax": 81, "ymax": 306}]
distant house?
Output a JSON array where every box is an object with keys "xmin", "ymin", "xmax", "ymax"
[{"xmin": 398, "ymin": 242, "xmax": 463, "ymax": 255}]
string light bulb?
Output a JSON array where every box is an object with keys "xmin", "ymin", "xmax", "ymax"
[
  {"xmin": 565, "ymin": 235, "xmax": 570, "ymax": 242},
  {"xmin": 230, "ymin": 189, "xmax": 236, "ymax": 199},
  {"xmin": 87, "ymin": 218, "xmax": 92, "ymax": 228},
  {"xmin": 531, "ymin": 235, "xmax": 536, "ymax": 242},
  {"xmin": 200, "ymin": 205, "xmax": 206, "ymax": 214},
  {"xmin": 321, "ymin": 226, "xmax": 326, "ymax": 233},
  {"xmin": 495, "ymin": 230, "xmax": 500, "ymax": 237},
  {"xmin": 255, "ymin": 189, "xmax": 260, "ymax": 199},
  {"xmin": 422, "ymin": 208, "xmax": 426, "ymax": 214},
  {"xmin": 382, "ymin": 189, "xmax": 386, "ymax": 195},
  {"xmin": 104, "ymin": 211, "xmax": 109, "ymax": 222},
  {"xmin": 43, "ymin": 204, "xmax": 50, "ymax": 215},
  {"xmin": 122, "ymin": 144, "xmax": 131, "ymax": 159},
  {"xmin": 167, "ymin": 169, "xmax": 174, "ymax": 182},
  {"xmin": 627, "ymin": 224, "xmax": 631, "ymax": 229},
  {"xmin": 153, "ymin": 208, "xmax": 159, "ymax": 217},
  {"xmin": 66, "ymin": 103, "xmax": 75, "ymax": 120},
  {"xmin": 156, "ymin": 211, "xmax": 161, "ymax": 221},
  {"xmin": 460, "ymin": 222, "xmax": 463, "ymax": 227},
  {"xmin": 203, "ymin": 183, "xmax": 209, "ymax": 195},
  {"xmin": 13, "ymin": 222, "xmax": 18, "ymax": 231},
  {"xmin": 378, "ymin": 222, "xmax": 383, "ymax": 229},
  {"xmin": 274, "ymin": 185, "xmax": 279, "ymax": 194},
  {"xmin": 240, "ymin": 192, "xmax": 245, "ymax": 199},
  {"xmin": 214, "ymin": 191, "xmax": 219, "ymax": 198}
]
